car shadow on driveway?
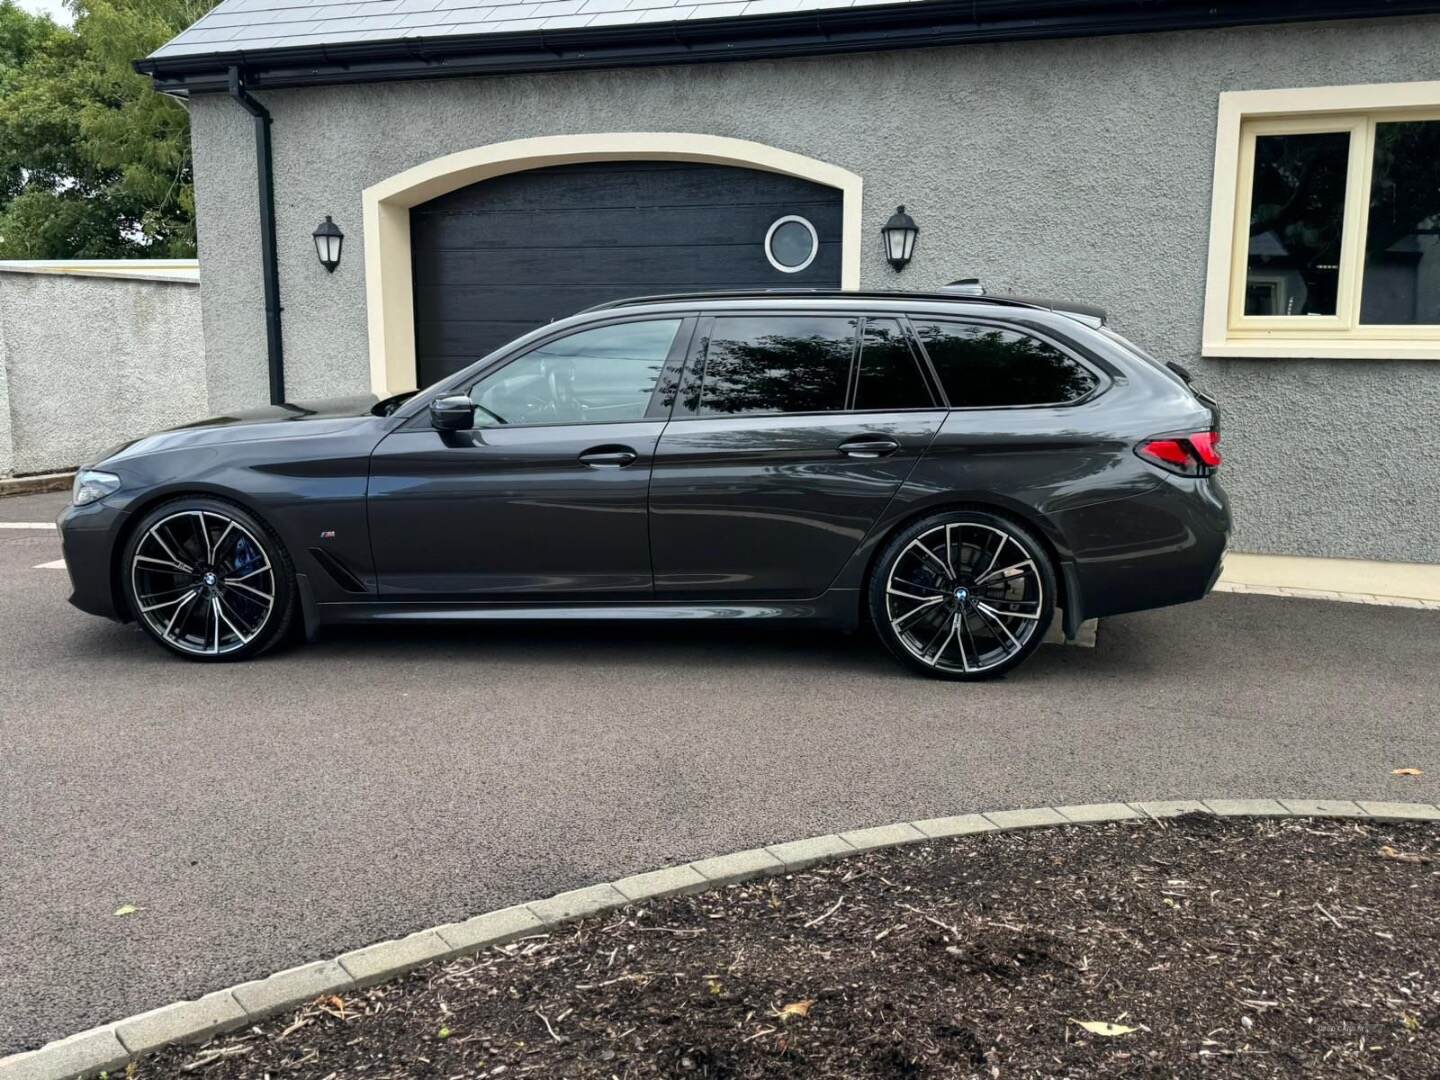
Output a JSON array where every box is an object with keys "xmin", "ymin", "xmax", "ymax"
[
  {"xmin": 74, "ymin": 612, "xmax": 1120, "ymax": 684},
  {"xmin": 53, "ymin": 590, "xmax": 1440, "ymax": 695}
]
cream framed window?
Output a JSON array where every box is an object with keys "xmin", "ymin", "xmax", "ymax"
[{"xmin": 1203, "ymin": 81, "xmax": 1440, "ymax": 359}]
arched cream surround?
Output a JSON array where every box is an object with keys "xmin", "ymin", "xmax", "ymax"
[{"xmin": 362, "ymin": 133, "xmax": 864, "ymax": 396}]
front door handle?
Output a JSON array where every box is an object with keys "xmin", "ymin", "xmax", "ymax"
[
  {"xmin": 579, "ymin": 445, "xmax": 638, "ymax": 468},
  {"xmin": 837, "ymin": 437, "xmax": 901, "ymax": 459}
]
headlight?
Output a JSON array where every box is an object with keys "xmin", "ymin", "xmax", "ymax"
[{"xmin": 72, "ymin": 469, "xmax": 121, "ymax": 506}]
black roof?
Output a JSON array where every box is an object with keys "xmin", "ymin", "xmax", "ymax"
[{"xmin": 134, "ymin": 0, "xmax": 1440, "ymax": 94}]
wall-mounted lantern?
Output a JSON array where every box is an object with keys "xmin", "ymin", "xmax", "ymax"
[
  {"xmin": 312, "ymin": 215, "xmax": 344, "ymax": 273},
  {"xmin": 881, "ymin": 205, "xmax": 919, "ymax": 271}
]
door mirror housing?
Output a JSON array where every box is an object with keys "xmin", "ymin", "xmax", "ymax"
[{"xmin": 430, "ymin": 394, "xmax": 475, "ymax": 431}]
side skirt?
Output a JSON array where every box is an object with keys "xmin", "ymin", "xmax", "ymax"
[{"xmin": 315, "ymin": 590, "xmax": 862, "ymax": 630}]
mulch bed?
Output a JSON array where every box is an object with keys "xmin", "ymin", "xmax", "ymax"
[{"xmin": 144, "ymin": 815, "xmax": 1438, "ymax": 1079}]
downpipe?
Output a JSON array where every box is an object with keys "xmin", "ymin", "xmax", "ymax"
[{"xmin": 228, "ymin": 66, "xmax": 286, "ymax": 406}]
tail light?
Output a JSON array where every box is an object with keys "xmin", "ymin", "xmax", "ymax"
[{"xmin": 1137, "ymin": 431, "xmax": 1221, "ymax": 477}]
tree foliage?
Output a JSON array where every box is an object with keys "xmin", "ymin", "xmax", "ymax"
[{"xmin": 0, "ymin": 0, "xmax": 216, "ymax": 258}]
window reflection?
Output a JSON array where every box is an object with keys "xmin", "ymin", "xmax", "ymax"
[
  {"xmin": 469, "ymin": 319, "xmax": 679, "ymax": 425},
  {"xmin": 1360, "ymin": 120, "xmax": 1440, "ymax": 325},
  {"xmin": 697, "ymin": 317, "xmax": 856, "ymax": 416},
  {"xmin": 911, "ymin": 320, "xmax": 1097, "ymax": 407},
  {"xmin": 1245, "ymin": 131, "xmax": 1349, "ymax": 316},
  {"xmin": 854, "ymin": 319, "xmax": 933, "ymax": 410}
]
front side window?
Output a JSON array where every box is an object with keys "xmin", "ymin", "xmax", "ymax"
[
  {"xmin": 697, "ymin": 316, "xmax": 856, "ymax": 416},
  {"xmin": 1205, "ymin": 86, "xmax": 1440, "ymax": 357},
  {"xmin": 911, "ymin": 320, "xmax": 1098, "ymax": 408},
  {"xmin": 469, "ymin": 319, "xmax": 680, "ymax": 426}
]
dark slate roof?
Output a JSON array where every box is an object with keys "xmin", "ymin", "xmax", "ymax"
[
  {"xmin": 147, "ymin": 0, "xmax": 898, "ymax": 58},
  {"xmin": 136, "ymin": 0, "xmax": 1440, "ymax": 92}
]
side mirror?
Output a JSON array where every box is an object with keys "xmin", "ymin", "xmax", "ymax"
[{"xmin": 430, "ymin": 394, "xmax": 474, "ymax": 431}]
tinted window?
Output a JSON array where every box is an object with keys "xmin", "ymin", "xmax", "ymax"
[
  {"xmin": 854, "ymin": 319, "xmax": 933, "ymax": 410},
  {"xmin": 1245, "ymin": 131, "xmax": 1349, "ymax": 316},
  {"xmin": 1360, "ymin": 119, "xmax": 1440, "ymax": 325},
  {"xmin": 698, "ymin": 316, "xmax": 855, "ymax": 416},
  {"xmin": 911, "ymin": 320, "xmax": 1098, "ymax": 407},
  {"xmin": 470, "ymin": 319, "xmax": 680, "ymax": 426}
]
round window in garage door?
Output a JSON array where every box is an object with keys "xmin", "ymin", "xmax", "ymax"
[
  {"xmin": 410, "ymin": 161, "xmax": 843, "ymax": 386},
  {"xmin": 764, "ymin": 215, "xmax": 819, "ymax": 273}
]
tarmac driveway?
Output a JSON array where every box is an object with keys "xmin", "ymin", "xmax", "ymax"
[{"xmin": 2, "ymin": 490, "xmax": 1438, "ymax": 1055}]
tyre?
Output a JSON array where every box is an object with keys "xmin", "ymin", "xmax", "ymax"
[
  {"xmin": 868, "ymin": 510, "xmax": 1057, "ymax": 680},
  {"xmin": 121, "ymin": 496, "xmax": 296, "ymax": 661}
]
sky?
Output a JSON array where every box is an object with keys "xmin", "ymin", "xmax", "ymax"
[{"xmin": 14, "ymin": 0, "xmax": 72, "ymax": 24}]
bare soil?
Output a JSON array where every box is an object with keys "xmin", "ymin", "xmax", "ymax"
[{"xmin": 143, "ymin": 814, "xmax": 1439, "ymax": 1079}]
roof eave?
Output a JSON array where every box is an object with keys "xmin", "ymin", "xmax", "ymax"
[{"xmin": 133, "ymin": 0, "xmax": 1440, "ymax": 93}]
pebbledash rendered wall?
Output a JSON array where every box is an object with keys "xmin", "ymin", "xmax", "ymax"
[
  {"xmin": 187, "ymin": 15, "xmax": 1440, "ymax": 565},
  {"xmin": 0, "ymin": 266, "xmax": 207, "ymax": 477}
]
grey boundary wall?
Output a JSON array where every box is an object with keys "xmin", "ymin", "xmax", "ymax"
[
  {"xmin": 3, "ymin": 797, "xmax": 1437, "ymax": 1080},
  {"xmin": 0, "ymin": 268, "xmax": 206, "ymax": 479}
]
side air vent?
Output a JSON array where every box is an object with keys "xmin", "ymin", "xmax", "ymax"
[{"xmin": 308, "ymin": 548, "xmax": 368, "ymax": 593}]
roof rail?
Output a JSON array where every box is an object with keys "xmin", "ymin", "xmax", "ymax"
[
  {"xmin": 579, "ymin": 286, "xmax": 1106, "ymax": 326},
  {"xmin": 582, "ymin": 287, "xmax": 1044, "ymax": 314}
]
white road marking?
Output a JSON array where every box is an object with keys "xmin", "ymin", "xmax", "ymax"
[
  {"xmin": 35, "ymin": 559, "xmax": 67, "ymax": 570},
  {"xmin": 0, "ymin": 522, "xmax": 56, "ymax": 530}
]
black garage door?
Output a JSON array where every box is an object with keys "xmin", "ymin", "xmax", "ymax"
[{"xmin": 410, "ymin": 160, "xmax": 844, "ymax": 386}]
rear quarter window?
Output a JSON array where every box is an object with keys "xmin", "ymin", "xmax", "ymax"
[{"xmin": 911, "ymin": 319, "xmax": 1099, "ymax": 408}]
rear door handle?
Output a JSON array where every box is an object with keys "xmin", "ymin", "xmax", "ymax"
[
  {"xmin": 837, "ymin": 437, "xmax": 901, "ymax": 459},
  {"xmin": 579, "ymin": 445, "xmax": 638, "ymax": 468}
]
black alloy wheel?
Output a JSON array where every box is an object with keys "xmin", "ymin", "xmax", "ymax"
[
  {"xmin": 869, "ymin": 510, "xmax": 1056, "ymax": 680},
  {"xmin": 121, "ymin": 497, "xmax": 295, "ymax": 661}
]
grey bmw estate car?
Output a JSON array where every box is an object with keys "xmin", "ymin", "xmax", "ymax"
[{"xmin": 58, "ymin": 286, "xmax": 1229, "ymax": 679}]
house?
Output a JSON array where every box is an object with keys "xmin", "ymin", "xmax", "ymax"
[{"xmin": 134, "ymin": 1, "xmax": 1440, "ymax": 600}]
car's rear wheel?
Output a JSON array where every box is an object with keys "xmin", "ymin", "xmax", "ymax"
[
  {"xmin": 869, "ymin": 510, "xmax": 1056, "ymax": 680},
  {"xmin": 121, "ymin": 497, "xmax": 295, "ymax": 661}
]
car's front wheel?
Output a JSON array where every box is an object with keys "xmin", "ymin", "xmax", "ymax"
[
  {"xmin": 869, "ymin": 510, "xmax": 1056, "ymax": 680},
  {"xmin": 121, "ymin": 497, "xmax": 295, "ymax": 661}
]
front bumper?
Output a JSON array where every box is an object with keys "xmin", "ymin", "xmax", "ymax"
[{"xmin": 57, "ymin": 500, "xmax": 129, "ymax": 621}]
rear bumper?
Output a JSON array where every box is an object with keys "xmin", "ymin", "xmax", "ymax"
[
  {"xmin": 1057, "ymin": 474, "xmax": 1230, "ymax": 623},
  {"xmin": 56, "ymin": 500, "xmax": 128, "ymax": 621}
]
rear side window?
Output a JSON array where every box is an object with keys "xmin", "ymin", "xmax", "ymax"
[
  {"xmin": 853, "ymin": 318, "xmax": 934, "ymax": 411},
  {"xmin": 911, "ymin": 319, "xmax": 1099, "ymax": 407},
  {"xmin": 698, "ymin": 316, "xmax": 856, "ymax": 416}
]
